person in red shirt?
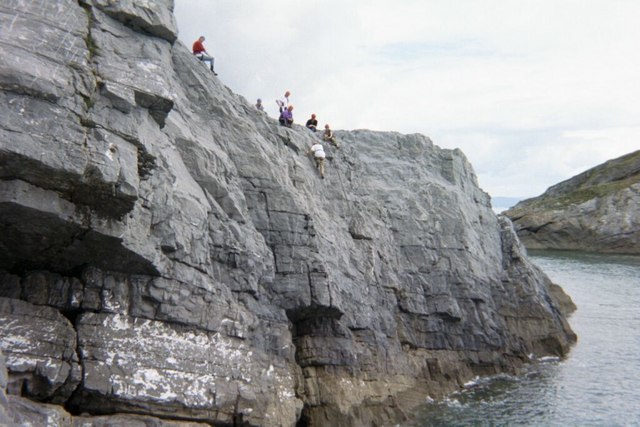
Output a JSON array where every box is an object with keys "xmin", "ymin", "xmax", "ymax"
[{"xmin": 192, "ymin": 36, "xmax": 217, "ymax": 75}]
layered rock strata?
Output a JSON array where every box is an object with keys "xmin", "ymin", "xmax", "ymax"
[
  {"xmin": 505, "ymin": 150, "xmax": 640, "ymax": 254},
  {"xmin": 1, "ymin": 1, "xmax": 575, "ymax": 426}
]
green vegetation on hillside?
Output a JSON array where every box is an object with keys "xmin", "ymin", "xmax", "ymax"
[{"xmin": 509, "ymin": 150, "xmax": 640, "ymax": 214}]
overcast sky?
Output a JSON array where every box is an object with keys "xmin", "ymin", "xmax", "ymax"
[{"xmin": 174, "ymin": 1, "xmax": 640, "ymax": 200}]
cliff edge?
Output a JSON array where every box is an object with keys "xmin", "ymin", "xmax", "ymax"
[
  {"xmin": 0, "ymin": 1, "xmax": 575, "ymax": 426},
  {"xmin": 504, "ymin": 150, "xmax": 640, "ymax": 254}
]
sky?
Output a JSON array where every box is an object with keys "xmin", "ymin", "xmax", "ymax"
[{"xmin": 174, "ymin": 0, "xmax": 640, "ymax": 201}]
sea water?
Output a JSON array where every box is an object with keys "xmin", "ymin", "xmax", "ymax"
[{"xmin": 404, "ymin": 250, "xmax": 640, "ymax": 427}]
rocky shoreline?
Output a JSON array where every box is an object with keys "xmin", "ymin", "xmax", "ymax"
[{"xmin": 505, "ymin": 150, "xmax": 640, "ymax": 255}]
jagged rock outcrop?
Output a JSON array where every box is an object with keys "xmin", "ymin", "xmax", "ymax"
[
  {"xmin": 505, "ymin": 150, "xmax": 640, "ymax": 254},
  {"xmin": 0, "ymin": 1, "xmax": 575, "ymax": 426}
]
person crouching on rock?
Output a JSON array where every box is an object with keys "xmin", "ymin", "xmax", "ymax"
[
  {"xmin": 279, "ymin": 105, "xmax": 294, "ymax": 127},
  {"xmin": 323, "ymin": 124, "xmax": 339, "ymax": 148},
  {"xmin": 306, "ymin": 141, "xmax": 326, "ymax": 179}
]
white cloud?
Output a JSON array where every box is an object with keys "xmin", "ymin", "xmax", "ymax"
[{"xmin": 174, "ymin": 0, "xmax": 640, "ymax": 199}]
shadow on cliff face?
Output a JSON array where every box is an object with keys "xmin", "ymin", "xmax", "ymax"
[{"xmin": 0, "ymin": 196, "xmax": 157, "ymax": 276}]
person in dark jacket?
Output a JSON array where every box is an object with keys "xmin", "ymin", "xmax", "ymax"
[{"xmin": 305, "ymin": 114, "xmax": 318, "ymax": 132}]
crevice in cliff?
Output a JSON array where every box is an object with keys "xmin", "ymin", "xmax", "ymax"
[
  {"xmin": 169, "ymin": 256, "xmax": 210, "ymax": 277},
  {"xmin": 122, "ymin": 134, "xmax": 157, "ymax": 179},
  {"xmin": 62, "ymin": 307, "xmax": 84, "ymax": 415},
  {"xmin": 520, "ymin": 220, "xmax": 555, "ymax": 234},
  {"xmin": 60, "ymin": 306, "xmax": 84, "ymax": 330},
  {"xmin": 0, "ymin": 83, "xmax": 60, "ymax": 103},
  {"xmin": 78, "ymin": 1, "xmax": 99, "ymax": 60},
  {"xmin": 77, "ymin": 0, "xmax": 158, "ymax": 182},
  {"xmin": 63, "ymin": 403, "xmax": 218, "ymax": 427},
  {"xmin": 349, "ymin": 231, "xmax": 372, "ymax": 240},
  {"xmin": 78, "ymin": 0, "xmax": 100, "ymax": 114}
]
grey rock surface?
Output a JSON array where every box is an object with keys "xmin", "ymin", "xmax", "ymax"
[
  {"xmin": 3, "ymin": 394, "xmax": 207, "ymax": 427},
  {"xmin": 505, "ymin": 150, "xmax": 640, "ymax": 254},
  {"xmin": 0, "ymin": 351, "xmax": 11, "ymax": 426},
  {"xmin": 0, "ymin": 1, "xmax": 575, "ymax": 426},
  {"xmin": 0, "ymin": 298, "xmax": 81, "ymax": 403}
]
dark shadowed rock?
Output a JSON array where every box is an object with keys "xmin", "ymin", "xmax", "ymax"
[
  {"xmin": 504, "ymin": 150, "xmax": 640, "ymax": 254},
  {"xmin": 0, "ymin": 1, "xmax": 576, "ymax": 426}
]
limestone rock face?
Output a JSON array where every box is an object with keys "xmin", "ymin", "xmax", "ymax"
[
  {"xmin": 0, "ymin": 1, "xmax": 575, "ymax": 426},
  {"xmin": 0, "ymin": 298, "xmax": 81, "ymax": 402},
  {"xmin": 504, "ymin": 150, "xmax": 640, "ymax": 254}
]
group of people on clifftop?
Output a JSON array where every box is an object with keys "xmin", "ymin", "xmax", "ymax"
[
  {"xmin": 271, "ymin": 91, "xmax": 338, "ymax": 146},
  {"xmin": 270, "ymin": 90, "xmax": 340, "ymax": 180},
  {"xmin": 304, "ymin": 114, "xmax": 338, "ymax": 148},
  {"xmin": 193, "ymin": 36, "xmax": 338, "ymax": 180}
]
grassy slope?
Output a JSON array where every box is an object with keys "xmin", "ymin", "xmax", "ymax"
[{"xmin": 507, "ymin": 150, "xmax": 640, "ymax": 216}]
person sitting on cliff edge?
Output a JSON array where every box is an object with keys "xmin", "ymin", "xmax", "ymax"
[
  {"xmin": 279, "ymin": 105, "xmax": 294, "ymax": 127},
  {"xmin": 323, "ymin": 124, "xmax": 339, "ymax": 148},
  {"xmin": 306, "ymin": 114, "xmax": 318, "ymax": 132},
  {"xmin": 192, "ymin": 36, "xmax": 218, "ymax": 75}
]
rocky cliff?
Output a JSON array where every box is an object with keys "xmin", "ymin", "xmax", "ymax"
[
  {"xmin": 0, "ymin": 1, "xmax": 576, "ymax": 426},
  {"xmin": 504, "ymin": 150, "xmax": 640, "ymax": 254}
]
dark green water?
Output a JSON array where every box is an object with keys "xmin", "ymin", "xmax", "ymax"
[{"xmin": 405, "ymin": 250, "xmax": 640, "ymax": 427}]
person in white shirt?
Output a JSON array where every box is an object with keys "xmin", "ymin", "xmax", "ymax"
[
  {"xmin": 306, "ymin": 141, "xmax": 326, "ymax": 179},
  {"xmin": 276, "ymin": 90, "xmax": 290, "ymax": 113}
]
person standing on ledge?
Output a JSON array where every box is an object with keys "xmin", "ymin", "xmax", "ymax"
[
  {"xmin": 192, "ymin": 36, "xmax": 217, "ymax": 75},
  {"xmin": 276, "ymin": 91, "xmax": 290, "ymax": 113},
  {"xmin": 256, "ymin": 98, "xmax": 264, "ymax": 111}
]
